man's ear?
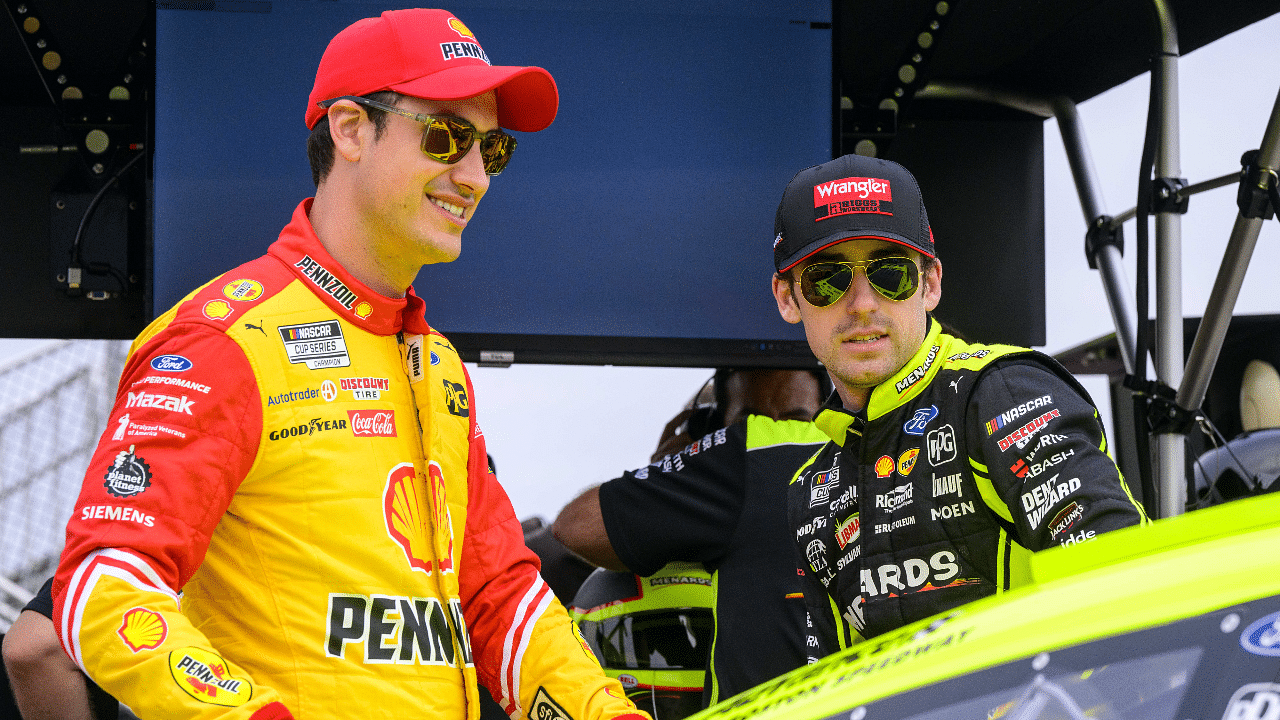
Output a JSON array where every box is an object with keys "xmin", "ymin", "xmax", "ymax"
[
  {"xmin": 922, "ymin": 258, "xmax": 942, "ymax": 312},
  {"xmin": 773, "ymin": 274, "xmax": 802, "ymax": 324},
  {"xmin": 327, "ymin": 100, "xmax": 370, "ymax": 163}
]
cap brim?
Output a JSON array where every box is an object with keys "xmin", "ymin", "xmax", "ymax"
[
  {"xmin": 391, "ymin": 64, "xmax": 558, "ymax": 132},
  {"xmin": 778, "ymin": 233, "xmax": 934, "ymax": 273}
]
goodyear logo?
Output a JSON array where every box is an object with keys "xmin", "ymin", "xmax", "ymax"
[
  {"xmin": 169, "ymin": 647, "xmax": 251, "ymax": 706},
  {"xmin": 443, "ymin": 380, "xmax": 469, "ymax": 417}
]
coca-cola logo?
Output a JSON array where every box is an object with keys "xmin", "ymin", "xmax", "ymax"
[{"xmin": 348, "ymin": 409, "xmax": 396, "ymax": 437}]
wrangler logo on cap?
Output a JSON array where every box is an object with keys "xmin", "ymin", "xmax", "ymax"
[{"xmin": 813, "ymin": 176, "xmax": 893, "ymax": 221}]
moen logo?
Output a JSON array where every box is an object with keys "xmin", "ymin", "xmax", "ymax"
[
  {"xmin": 325, "ymin": 594, "xmax": 472, "ymax": 667},
  {"xmin": 443, "ymin": 380, "xmax": 469, "ymax": 417},
  {"xmin": 294, "ymin": 255, "xmax": 360, "ymax": 310}
]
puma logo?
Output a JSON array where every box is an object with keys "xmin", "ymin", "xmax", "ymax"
[
  {"xmin": 949, "ymin": 376, "xmax": 963, "ymax": 393},
  {"xmin": 243, "ymin": 322, "xmax": 266, "ymax": 336}
]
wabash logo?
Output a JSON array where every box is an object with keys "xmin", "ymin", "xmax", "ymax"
[
  {"xmin": 813, "ymin": 176, "xmax": 893, "ymax": 221},
  {"xmin": 443, "ymin": 380, "xmax": 469, "ymax": 417},
  {"xmin": 384, "ymin": 462, "xmax": 455, "ymax": 575}
]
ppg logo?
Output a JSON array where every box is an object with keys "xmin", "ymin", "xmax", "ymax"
[
  {"xmin": 1221, "ymin": 683, "xmax": 1280, "ymax": 720},
  {"xmin": 443, "ymin": 380, "xmax": 469, "ymax": 417},
  {"xmin": 904, "ymin": 405, "xmax": 939, "ymax": 435},
  {"xmin": 927, "ymin": 424, "xmax": 957, "ymax": 466}
]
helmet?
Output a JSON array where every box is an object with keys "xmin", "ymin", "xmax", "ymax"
[{"xmin": 569, "ymin": 562, "xmax": 715, "ymax": 720}]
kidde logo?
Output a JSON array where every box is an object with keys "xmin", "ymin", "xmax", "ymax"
[
  {"xmin": 349, "ymin": 409, "xmax": 396, "ymax": 437},
  {"xmin": 813, "ymin": 176, "xmax": 892, "ymax": 205}
]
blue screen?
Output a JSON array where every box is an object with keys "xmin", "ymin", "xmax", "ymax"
[{"xmin": 155, "ymin": 1, "xmax": 831, "ymax": 359}]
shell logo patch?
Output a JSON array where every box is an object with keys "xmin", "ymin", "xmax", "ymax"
[
  {"xmin": 448, "ymin": 17, "xmax": 475, "ymax": 39},
  {"xmin": 169, "ymin": 647, "xmax": 252, "ymax": 706},
  {"xmin": 354, "ymin": 301, "xmax": 373, "ymax": 319},
  {"xmin": 874, "ymin": 455, "xmax": 895, "ymax": 478},
  {"xmin": 222, "ymin": 279, "xmax": 263, "ymax": 302},
  {"xmin": 118, "ymin": 607, "xmax": 168, "ymax": 653},
  {"xmin": 383, "ymin": 462, "xmax": 454, "ymax": 575},
  {"xmin": 202, "ymin": 300, "xmax": 232, "ymax": 321}
]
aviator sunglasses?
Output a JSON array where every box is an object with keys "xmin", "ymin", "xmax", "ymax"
[
  {"xmin": 317, "ymin": 95, "xmax": 517, "ymax": 175},
  {"xmin": 799, "ymin": 256, "xmax": 921, "ymax": 307}
]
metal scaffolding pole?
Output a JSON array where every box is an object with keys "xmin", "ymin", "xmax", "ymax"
[{"xmin": 1151, "ymin": 0, "xmax": 1185, "ymax": 519}]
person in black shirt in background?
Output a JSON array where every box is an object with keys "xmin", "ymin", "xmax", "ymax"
[{"xmin": 553, "ymin": 367, "xmax": 828, "ymax": 706}]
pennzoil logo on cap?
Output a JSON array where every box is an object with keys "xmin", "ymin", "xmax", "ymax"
[
  {"xmin": 440, "ymin": 20, "xmax": 489, "ymax": 65},
  {"xmin": 813, "ymin": 176, "xmax": 893, "ymax": 221}
]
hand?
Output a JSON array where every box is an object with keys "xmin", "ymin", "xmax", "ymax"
[{"xmin": 650, "ymin": 408, "xmax": 696, "ymax": 463}]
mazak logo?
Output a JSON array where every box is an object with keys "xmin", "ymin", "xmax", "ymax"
[
  {"xmin": 927, "ymin": 424, "xmax": 956, "ymax": 466},
  {"xmin": 150, "ymin": 355, "xmax": 192, "ymax": 372},
  {"xmin": 443, "ymin": 380, "xmax": 469, "ymax": 417},
  {"xmin": 895, "ymin": 345, "xmax": 939, "ymax": 394},
  {"xmin": 904, "ymin": 405, "xmax": 938, "ymax": 435},
  {"xmin": 997, "ymin": 409, "xmax": 1061, "ymax": 452},
  {"xmin": 126, "ymin": 391, "xmax": 194, "ymax": 415},
  {"xmin": 349, "ymin": 410, "xmax": 396, "ymax": 437},
  {"xmin": 294, "ymin": 255, "xmax": 361, "ymax": 311}
]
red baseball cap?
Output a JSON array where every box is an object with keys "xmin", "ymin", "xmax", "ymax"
[{"xmin": 305, "ymin": 9, "xmax": 558, "ymax": 132}]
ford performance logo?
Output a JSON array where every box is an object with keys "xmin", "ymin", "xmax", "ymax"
[
  {"xmin": 904, "ymin": 405, "xmax": 939, "ymax": 435},
  {"xmin": 150, "ymin": 355, "xmax": 193, "ymax": 372}
]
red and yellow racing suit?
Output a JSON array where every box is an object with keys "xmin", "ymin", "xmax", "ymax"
[{"xmin": 54, "ymin": 199, "xmax": 643, "ymax": 720}]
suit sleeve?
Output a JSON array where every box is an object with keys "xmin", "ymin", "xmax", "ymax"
[
  {"xmin": 52, "ymin": 326, "xmax": 291, "ymax": 720},
  {"xmin": 598, "ymin": 422, "xmax": 749, "ymax": 576},
  {"xmin": 455, "ymin": 369, "xmax": 647, "ymax": 720},
  {"xmin": 965, "ymin": 361, "xmax": 1148, "ymax": 551}
]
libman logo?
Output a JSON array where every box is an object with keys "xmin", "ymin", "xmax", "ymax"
[
  {"xmin": 383, "ymin": 462, "xmax": 455, "ymax": 575},
  {"xmin": 835, "ymin": 514, "xmax": 860, "ymax": 550},
  {"xmin": 168, "ymin": 647, "xmax": 251, "ymax": 706},
  {"xmin": 813, "ymin": 176, "xmax": 893, "ymax": 220}
]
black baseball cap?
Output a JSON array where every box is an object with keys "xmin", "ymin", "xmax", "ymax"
[{"xmin": 773, "ymin": 154, "xmax": 935, "ymax": 273}]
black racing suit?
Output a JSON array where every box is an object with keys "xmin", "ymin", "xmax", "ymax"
[
  {"xmin": 789, "ymin": 319, "xmax": 1147, "ymax": 656},
  {"xmin": 599, "ymin": 416, "xmax": 827, "ymax": 705}
]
